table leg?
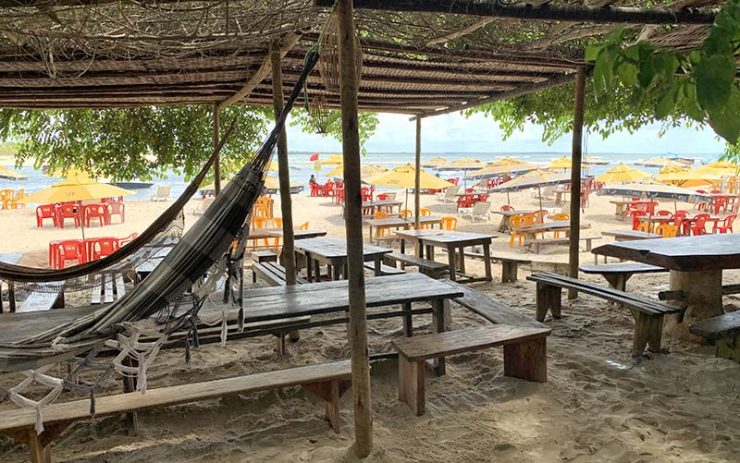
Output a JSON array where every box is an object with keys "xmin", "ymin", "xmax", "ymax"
[
  {"xmin": 431, "ymin": 299, "xmax": 449, "ymax": 376},
  {"xmin": 447, "ymin": 244, "xmax": 456, "ymax": 281},
  {"xmin": 426, "ymin": 245, "xmax": 434, "ymax": 260},
  {"xmin": 457, "ymin": 246, "xmax": 466, "ymax": 274},
  {"xmin": 332, "ymin": 263, "xmax": 342, "ymax": 280},
  {"xmin": 482, "ymin": 243, "xmax": 492, "ymax": 281},
  {"xmin": 313, "ymin": 259, "xmax": 321, "ymax": 282},
  {"xmin": 8, "ymin": 282, "xmax": 15, "ymax": 312},
  {"xmin": 368, "ymin": 225, "xmax": 373, "ymax": 243},
  {"xmin": 402, "ymin": 302, "xmax": 413, "ymax": 336},
  {"xmin": 374, "ymin": 258, "xmax": 381, "ymax": 277},
  {"xmin": 667, "ymin": 269, "xmax": 724, "ymax": 339},
  {"xmin": 305, "ymin": 253, "xmax": 313, "ymax": 282}
]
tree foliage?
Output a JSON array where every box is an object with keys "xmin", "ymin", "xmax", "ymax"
[
  {"xmin": 467, "ymin": 1, "xmax": 739, "ymax": 151},
  {"xmin": 290, "ymin": 109, "xmax": 380, "ymax": 155}
]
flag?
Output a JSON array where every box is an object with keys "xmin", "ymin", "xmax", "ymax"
[{"xmin": 309, "ymin": 152, "xmax": 319, "ymax": 162}]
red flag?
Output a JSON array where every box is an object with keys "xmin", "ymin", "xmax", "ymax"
[{"xmin": 309, "ymin": 152, "xmax": 319, "ymax": 162}]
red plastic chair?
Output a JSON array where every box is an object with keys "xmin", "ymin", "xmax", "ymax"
[
  {"xmin": 375, "ymin": 193, "xmax": 389, "ymax": 201},
  {"xmin": 360, "ymin": 187, "xmax": 372, "ymax": 202},
  {"xmin": 690, "ymin": 213, "xmax": 710, "ymax": 236},
  {"xmin": 500, "ymin": 205, "xmax": 515, "ymax": 212},
  {"xmin": 309, "ymin": 183, "xmax": 322, "ymax": 197},
  {"xmin": 104, "ymin": 197, "xmax": 125, "ymax": 223},
  {"xmin": 713, "ymin": 214, "xmax": 736, "ymax": 234},
  {"xmin": 84, "ymin": 204, "xmax": 109, "ymax": 227},
  {"xmin": 57, "ymin": 204, "xmax": 80, "ymax": 228},
  {"xmin": 36, "ymin": 204, "xmax": 57, "ymax": 227},
  {"xmin": 91, "ymin": 237, "xmax": 119, "ymax": 260},
  {"xmin": 118, "ymin": 232, "xmax": 138, "ymax": 247},
  {"xmin": 456, "ymin": 194, "xmax": 475, "ymax": 210},
  {"xmin": 56, "ymin": 240, "xmax": 85, "ymax": 269},
  {"xmin": 711, "ymin": 197, "xmax": 727, "ymax": 215},
  {"xmin": 631, "ymin": 210, "xmax": 647, "ymax": 231}
]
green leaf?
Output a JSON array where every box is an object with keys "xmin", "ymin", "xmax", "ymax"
[
  {"xmin": 616, "ymin": 61, "xmax": 638, "ymax": 85},
  {"xmin": 695, "ymin": 54, "xmax": 735, "ymax": 111},
  {"xmin": 637, "ymin": 57, "xmax": 655, "ymax": 88},
  {"xmin": 585, "ymin": 45, "xmax": 602, "ymax": 62},
  {"xmin": 707, "ymin": 86, "xmax": 740, "ymax": 144},
  {"xmin": 655, "ymin": 85, "xmax": 678, "ymax": 118}
]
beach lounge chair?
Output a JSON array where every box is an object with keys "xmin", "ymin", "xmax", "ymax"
[
  {"xmin": 192, "ymin": 197, "xmax": 214, "ymax": 216},
  {"xmin": 436, "ymin": 185, "xmax": 459, "ymax": 203},
  {"xmin": 151, "ymin": 185, "xmax": 171, "ymax": 201},
  {"xmin": 459, "ymin": 201, "xmax": 491, "ymax": 222}
]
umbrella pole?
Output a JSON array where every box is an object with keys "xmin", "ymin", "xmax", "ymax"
[
  {"xmin": 538, "ymin": 185, "xmax": 543, "ymax": 211},
  {"xmin": 506, "ymin": 191, "xmax": 511, "ymax": 205}
]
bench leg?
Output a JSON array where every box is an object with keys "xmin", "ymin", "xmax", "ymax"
[
  {"xmin": 483, "ymin": 244, "xmax": 492, "ymax": 282},
  {"xmin": 603, "ymin": 273, "xmax": 631, "ymax": 292},
  {"xmin": 536, "ymin": 283, "xmax": 561, "ymax": 321},
  {"xmin": 303, "ymin": 379, "xmax": 351, "ymax": 433},
  {"xmin": 501, "ymin": 261, "xmax": 518, "ymax": 283},
  {"xmin": 716, "ymin": 334, "xmax": 740, "ymax": 362},
  {"xmin": 632, "ymin": 313, "xmax": 664, "ymax": 357},
  {"xmin": 503, "ymin": 337, "xmax": 548, "ymax": 383},
  {"xmin": 402, "ymin": 302, "xmax": 413, "ymax": 337},
  {"xmin": 431, "ymin": 299, "xmax": 450, "ymax": 376},
  {"xmin": 398, "ymin": 355, "xmax": 425, "ymax": 416},
  {"xmin": 122, "ymin": 357, "xmax": 140, "ymax": 435}
]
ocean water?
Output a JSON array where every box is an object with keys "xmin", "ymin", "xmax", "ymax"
[{"xmin": 0, "ymin": 151, "xmax": 721, "ymax": 201}]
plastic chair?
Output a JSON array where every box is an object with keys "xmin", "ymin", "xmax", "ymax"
[
  {"xmin": 57, "ymin": 204, "xmax": 80, "ymax": 228},
  {"xmin": 300, "ymin": 221, "xmax": 310, "ymax": 230},
  {"xmin": 56, "ymin": 240, "xmax": 85, "ymax": 269},
  {"xmin": 500, "ymin": 205, "xmax": 514, "ymax": 212},
  {"xmin": 374, "ymin": 210, "xmax": 388, "ymax": 219},
  {"xmin": 690, "ymin": 213, "xmax": 709, "ymax": 235},
  {"xmin": 509, "ymin": 214, "xmax": 534, "ymax": 248},
  {"xmin": 419, "ymin": 208, "xmax": 432, "ymax": 216},
  {"xmin": 36, "ymin": 204, "xmax": 57, "ymax": 227},
  {"xmin": 400, "ymin": 209, "xmax": 413, "ymax": 218},
  {"xmin": 376, "ymin": 193, "xmax": 389, "ymax": 201},
  {"xmin": 84, "ymin": 204, "xmax": 109, "ymax": 227},
  {"xmin": 654, "ymin": 223, "xmax": 678, "ymax": 238},
  {"xmin": 440, "ymin": 216, "xmax": 457, "ymax": 230},
  {"xmin": 11, "ymin": 189, "xmax": 25, "ymax": 209},
  {"xmin": 713, "ymin": 214, "xmax": 736, "ymax": 234},
  {"xmin": 105, "ymin": 197, "xmax": 125, "ymax": 223},
  {"xmin": 630, "ymin": 210, "xmax": 647, "ymax": 231},
  {"xmin": 636, "ymin": 221, "xmax": 651, "ymax": 233},
  {"xmin": 550, "ymin": 212, "xmax": 569, "ymax": 238},
  {"xmin": 91, "ymin": 237, "xmax": 120, "ymax": 260},
  {"xmin": 118, "ymin": 232, "xmax": 138, "ymax": 247}
]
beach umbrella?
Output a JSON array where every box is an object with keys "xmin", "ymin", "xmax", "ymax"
[
  {"xmin": 322, "ymin": 154, "xmax": 344, "ymax": 166},
  {"xmin": 439, "ymin": 157, "xmax": 484, "ymax": 188},
  {"xmin": 548, "ymin": 156, "xmax": 572, "ymax": 170},
  {"xmin": 324, "ymin": 164, "xmax": 388, "ymax": 180},
  {"xmin": 595, "ymin": 163, "xmax": 651, "ymax": 183},
  {"xmin": 368, "ymin": 163, "xmax": 453, "ymax": 212},
  {"xmin": 421, "ymin": 156, "xmax": 447, "ymax": 169},
  {"xmin": 656, "ymin": 167, "xmax": 722, "ymax": 188},
  {"xmin": 470, "ymin": 159, "xmax": 538, "ymax": 179},
  {"xmin": 598, "ymin": 182, "xmax": 712, "ymax": 203},
  {"xmin": 637, "ymin": 157, "xmax": 684, "ymax": 168},
  {"xmin": 583, "ymin": 156, "xmax": 609, "ymax": 166},
  {"xmin": 694, "ymin": 161, "xmax": 739, "ymax": 177},
  {"xmin": 491, "ymin": 168, "xmax": 571, "ymax": 209},
  {"xmin": 0, "ymin": 165, "xmax": 26, "ymax": 180}
]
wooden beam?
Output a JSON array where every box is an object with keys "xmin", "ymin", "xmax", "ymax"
[
  {"xmin": 426, "ymin": 18, "xmax": 495, "ymax": 46},
  {"xmin": 337, "ymin": 0, "xmax": 373, "ymax": 457},
  {"xmin": 568, "ymin": 66, "xmax": 586, "ymax": 300},
  {"xmin": 212, "ymin": 103, "xmax": 221, "ymax": 195},
  {"xmin": 316, "ymin": 0, "xmax": 717, "ymax": 24},
  {"xmin": 270, "ymin": 40, "xmax": 297, "ymax": 287},
  {"xmin": 218, "ymin": 34, "xmax": 299, "ymax": 109},
  {"xmin": 413, "ymin": 72, "xmax": 576, "ymax": 120},
  {"xmin": 414, "ymin": 117, "xmax": 421, "ymax": 230}
]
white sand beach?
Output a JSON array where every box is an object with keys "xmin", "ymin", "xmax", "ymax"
[{"xmin": 1, "ymin": 189, "xmax": 739, "ymax": 462}]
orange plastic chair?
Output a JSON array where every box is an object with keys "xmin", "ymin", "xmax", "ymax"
[
  {"xmin": 654, "ymin": 223, "xmax": 678, "ymax": 238},
  {"xmin": 419, "ymin": 208, "xmax": 431, "ymax": 216},
  {"xmin": 374, "ymin": 210, "xmax": 388, "ymax": 219},
  {"xmin": 400, "ymin": 209, "xmax": 413, "ymax": 218},
  {"xmin": 509, "ymin": 214, "xmax": 533, "ymax": 248},
  {"xmin": 636, "ymin": 221, "xmax": 651, "ymax": 233},
  {"xmin": 440, "ymin": 216, "xmax": 457, "ymax": 230},
  {"xmin": 11, "ymin": 189, "xmax": 25, "ymax": 209},
  {"xmin": 300, "ymin": 221, "xmax": 310, "ymax": 230},
  {"xmin": 550, "ymin": 212, "xmax": 570, "ymax": 238}
]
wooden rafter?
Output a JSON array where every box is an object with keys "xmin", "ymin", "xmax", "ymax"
[
  {"xmin": 315, "ymin": 0, "xmax": 717, "ymax": 25},
  {"xmin": 426, "ymin": 18, "xmax": 495, "ymax": 46}
]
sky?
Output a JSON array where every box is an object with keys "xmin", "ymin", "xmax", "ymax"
[{"xmin": 286, "ymin": 112, "xmax": 727, "ymax": 155}]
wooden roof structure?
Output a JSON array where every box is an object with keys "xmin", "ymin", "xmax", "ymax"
[{"xmin": 0, "ymin": 0, "xmax": 722, "ymax": 116}]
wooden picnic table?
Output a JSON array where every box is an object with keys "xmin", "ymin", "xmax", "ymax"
[
  {"xmin": 294, "ymin": 236, "xmax": 392, "ymax": 282},
  {"xmin": 516, "ymin": 220, "xmax": 590, "ymax": 244},
  {"xmin": 0, "ymin": 252, "xmax": 22, "ymax": 313},
  {"xmin": 363, "ymin": 215, "xmax": 442, "ymax": 242},
  {"xmin": 602, "ymin": 229, "xmax": 662, "ymax": 241},
  {"xmin": 395, "ymin": 230, "xmax": 496, "ymax": 282},
  {"xmin": 592, "ymin": 233, "xmax": 740, "ymax": 331},
  {"xmin": 248, "ymin": 228, "xmax": 328, "ymax": 241},
  {"xmin": 342, "ymin": 199, "xmax": 402, "ymax": 217},
  {"xmin": 491, "ymin": 209, "xmax": 533, "ymax": 232},
  {"xmin": 610, "ymin": 199, "xmax": 655, "ymax": 221}
]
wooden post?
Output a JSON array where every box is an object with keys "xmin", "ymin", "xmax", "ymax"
[
  {"xmin": 568, "ymin": 66, "xmax": 586, "ymax": 300},
  {"xmin": 414, "ymin": 116, "xmax": 421, "ymax": 230},
  {"xmin": 212, "ymin": 103, "xmax": 221, "ymax": 195},
  {"xmin": 337, "ymin": 0, "xmax": 373, "ymax": 457},
  {"xmin": 270, "ymin": 41, "xmax": 297, "ymax": 286}
]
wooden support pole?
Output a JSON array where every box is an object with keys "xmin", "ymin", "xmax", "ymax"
[
  {"xmin": 337, "ymin": 0, "xmax": 373, "ymax": 457},
  {"xmin": 316, "ymin": 0, "xmax": 717, "ymax": 25},
  {"xmin": 568, "ymin": 66, "xmax": 586, "ymax": 300},
  {"xmin": 414, "ymin": 116, "xmax": 421, "ymax": 230},
  {"xmin": 270, "ymin": 41, "xmax": 297, "ymax": 286},
  {"xmin": 212, "ymin": 103, "xmax": 221, "ymax": 195}
]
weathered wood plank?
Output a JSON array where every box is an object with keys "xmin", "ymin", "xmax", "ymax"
[
  {"xmin": 690, "ymin": 311, "xmax": 740, "ymax": 340},
  {"xmin": 445, "ymin": 280, "xmax": 545, "ymax": 328}
]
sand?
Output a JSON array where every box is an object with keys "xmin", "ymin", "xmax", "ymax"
[{"xmin": 1, "ymin": 188, "xmax": 740, "ymax": 462}]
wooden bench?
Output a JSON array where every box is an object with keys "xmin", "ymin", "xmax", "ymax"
[
  {"xmin": 578, "ymin": 263, "xmax": 667, "ymax": 291},
  {"xmin": 18, "ymin": 283, "xmax": 65, "ymax": 313},
  {"xmin": 364, "ymin": 262, "xmax": 405, "ymax": 276},
  {"xmin": 0, "ymin": 360, "xmax": 352, "ymax": 463},
  {"xmin": 524, "ymin": 236, "xmax": 601, "ymax": 254},
  {"xmin": 392, "ymin": 325, "xmax": 550, "ymax": 415},
  {"xmin": 527, "ymin": 272, "xmax": 682, "ymax": 357},
  {"xmin": 251, "ymin": 250, "xmax": 278, "ymax": 282},
  {"xmin": 383, "ymin": 252, "xmax": 448, "ymax": 279},
  {"xmin": 445, "ymin": 281, "xmax": 546, "ymax": 328},
  {"xmin": 690, "ymin": 312, "xmax": 740, "ymax": 362},
  {"xmin": 90, "ymin": 273, "xmax": 126, "ymax": 305},
  {"xmin": 252, "ymin": 262, "xmax": 307, "ymax": 286},
  {"xmin": 464, "ymin": 251, "xmax": 531, "ymax": 283}
]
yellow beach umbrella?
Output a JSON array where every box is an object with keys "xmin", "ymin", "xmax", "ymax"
[
  {"xmin": 421, "ymin": 156, "xmax": 448, "ymax": 168},
  {"xmin": 322, "ymin": 154, "xmax": 344, "ymax": 166},
  {"xmin": 324, "ymin": 164, "xmax": 388, "ymax": 179},
  {"xmin": 583, "ymin": 156, "xmax": 609, "ymax": 166},
  {"xmin": 694, "ymin": 161, "xmax": 739, "ymax": 177},
  {"xmin": 548, "ymin": 156, "xmax": 572, "ymax": 170},
  {"xmin": 0, "ymin": 165, "xmax": 26, "ymax": 180},
  {"xmin": 471, "ymin": 159, "xmax": 538, "ymax": 179},
  {"xmin": 442, "ymin": 157, "xmax": 484, "ymax": 171},
  {"xmin": 491, "ymin": 168, "xmax": 571, "ymax": 208},
  {"xmin": 20, "ymin": 173, "xmax": 133, "ymax": 204},
  {"xmin": 368, "ymin": 163, "xmax": 453, "ymax": 190},
  {"xmin": 657, "ymin": 168, "xmax": 723, "ymax": 188},
  {"xmin": 595, "ymin": 163, "xmax": 651, "ymax": 183}
]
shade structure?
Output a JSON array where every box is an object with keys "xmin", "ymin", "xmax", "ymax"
[
  {"xmin": 548, "ymin": 156, "xmax": 573, "ymax": 170},
  {"xmin": 583, "ymin": 156, "xmax": 609, "ymax": 166},
  {"xmin": 595, "ymin": 163, "xmax": 651, "ymax": 183},
  {"xmin": 325, "ymin": 164, "xmax": 388, "ymax": 179},
  {"xmin": 421, "ymin": 156, "xmax": 448, "ymax": 169},
  {"xmin": 490, "ymin": 169, "xmax": 571, "ymax": 192},
  {"xmin": 470, "ymin": 159, "xmax": 539, "ymax": 179},
  {"xmin": 694, "ymin": 161, "xmax": 739, "ymax": 177},
  {"xmin": 656, "ymin": 167, "xmax": 722, "ymax": 188},
  {"xmin": 322, "ymin": 154, "xmax": 344, "ymax": 166},
  {"xmin": 367, "ymin": 163, "xmax": 453, "ymax": 190},
  {"xmin": 20, "ymin": 173, "xmax": 133, "ymax": 204},
  {"xmin": 439, "ymin": 157, "xmax": 484, "ymax": 171},
  {"xmin": 598, "ymin": 183, "xmax": 712, "ymax": 203},
  {"xmin": 0, "ymin": 165, "xmax": 26, "ymax": 180}
]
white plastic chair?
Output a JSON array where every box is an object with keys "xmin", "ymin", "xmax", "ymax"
[
  {"xmin": 459, "ymin": 201, "xmax": 491, "ymax": 221},
  {"xmin": 150, "ymin": 185, "xmax": 172, "ymax": 202}
]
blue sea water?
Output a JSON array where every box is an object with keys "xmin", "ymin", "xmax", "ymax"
[{"xmin": 0, "ymin": 151, "xmax": 722, "ymax": 201}]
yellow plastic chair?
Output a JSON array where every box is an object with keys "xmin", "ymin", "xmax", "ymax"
[
  {"xmin": 0, "ymin": 189, "xmax": 11, "ymax": 210},
  {"xmin": 655, "ymin": 223, "xmax": 678, "ymax": 238},
  {"xmin": 440, "ymin": 216, "xmax": 457, "ymax": 230},
  {"xmin": 374, "ymin": 210, "xmax": 388, "ymax": 219},
  {"xmin": 550, "ymin": 212, "xmax": 570, "ymax": 238},
  {"xmin": 300, "ymin": 221, "xmax": 310, "ymax": 230},
  {"xmin": 509, "ymin": 214, "xmax": 533, "ymax": 248},
  {"xmin": 399, "ymin": 209, "xmax": 413, "ymax": 219},
  {"xmin": 419, "ymin": 208, "xmax": 431, "ymax": 216},
  {"xmin": 11, "ymin": 189, "xmax": 24, "ymax": 209},
  {"xmin": 637, "ymin": 221, "xmax": 651, "ymax": 233}
]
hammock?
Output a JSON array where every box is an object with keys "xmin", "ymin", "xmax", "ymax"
[{"xmin": 0, "ymin": 49, "xmax": 320, "ymax": 373}]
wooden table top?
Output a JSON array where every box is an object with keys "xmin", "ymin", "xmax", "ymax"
[
  {"xmin": 601, "ymin": 229, "xmax": 662, "ymax": 240},
  {"xmin": 0, "ymin": 273, "xmax": 463, "ymax": 344},
  {"xmin": 360, "ymin": 199, "xmax": 403, "ymax": 208},
  {"xmin": 407, "ymin": 231, "xmax": 496, "ymax": 246},
  {"xmin": 609, "ymin": 199, "xmax": 655, "ymax": 205},
  {"xmin": 248, "ymin": 228, "xmax": 328, "ymax": 240},
  {"xmin": 592, "ymin": 233, "xmax": 740, "ymax": 271},
  {"xmin": 294, "ymin": 236, "xmax": 391, "ymax": 260},
  {"xmin": 364, "ymin": 216, "xmax": 442, "ymax": 227},
  {"xmin": 518, "ymin": 220, "xmax": 589, "ymax": 233},
  {"xmin": 491, "ymin": 210, "xmax": 534, "ymax": 217}
]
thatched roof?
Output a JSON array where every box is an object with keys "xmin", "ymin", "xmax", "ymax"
[{"xmin": 0, "ymin": 0, "xmax": 721, "ymax": 115}]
